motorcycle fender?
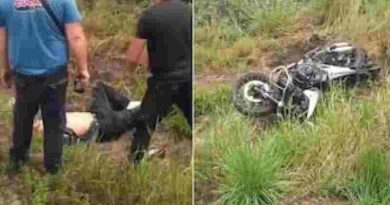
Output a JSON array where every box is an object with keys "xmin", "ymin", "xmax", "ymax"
[
  {"xmin": 127, "ymin": 101, "xmax": 142, "ymax": 110},
  {"xmin": 324, "ymin": 65, "xmax": 356, "ymax": 79},
  {"xmin": 331, "ymin": 46, "xmax": 354, "ymax": 53},
  {"xmin": 303, "ymin": 89, "xmax": 320, "ymax": 119},
  {"xmin": 332, "ymin": 42, "xmax": 351, "ymax": 47}
]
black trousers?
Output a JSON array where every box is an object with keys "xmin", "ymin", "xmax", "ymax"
[
  {"xmin": 90, "ymin": 82, "xmax": 136, "ymax": 142},
  {"xmin": 131, "ymin": 78, "xmax": 192, "ymax": 163},
  {"xmin": 9, "ymin": 68, "xmax": 68, "ymax": 172}
]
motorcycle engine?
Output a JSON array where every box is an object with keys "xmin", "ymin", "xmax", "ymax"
[{"xmin": 292, "ymin": 63, "xmax": 326, "ymax": 89}]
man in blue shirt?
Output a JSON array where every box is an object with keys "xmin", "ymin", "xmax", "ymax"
[{"xmin": 0, "ymin": 0, "xmax": 89, "ymax": 174}]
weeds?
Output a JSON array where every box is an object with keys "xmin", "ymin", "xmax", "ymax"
[
  {"xmin": 194, "ymin": 86, "xmax": 231, "ymax": 117},
  {"xmin": 347, "ymin": 149, "xmax": 390, "ymax": 205},
  {"xmin": 195, "ymin": 83, "xmax": 390, "ymax": 204},
  {"xmin": 220, "ymin": 146, "xmax": 285, "ymax": 205},
  {"xmin": 196, "ymin": 0, "xmax": 301, "ymax": 35},
  {"xmin": 196, "ymin": 0, "xmax": 390, "ymax": 72},
  {"xmin": 0, "ymin": 93, "xmax": 192, "ymax": 205}
]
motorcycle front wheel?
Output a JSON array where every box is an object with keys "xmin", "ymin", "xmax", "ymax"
[{"xmin": 232, "ymin": 72, "xmax": 277, "ymax": 117}]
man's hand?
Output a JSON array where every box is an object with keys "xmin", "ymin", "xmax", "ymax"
[
  {"xmin": 78, "ymin": 69, "xmax": 90, "ymax": 84},
  {"xmin": 76, "ymin": 69, "xmax": 90, "ymax": 92},
  {"xmin": 2, "ymin": 69, "xmax": 13, "ymax": 88}
]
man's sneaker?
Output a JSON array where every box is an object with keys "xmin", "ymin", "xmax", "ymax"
[
  {"xmin": 45, "ymin": 164, "xmax": 61, "ymax": 175},
  {"xmin": 129, "ymin": 149, "xmax": 148, "ymax": 165},
  {"xmin": 7, "ymin": 160, "xmax": 24, "ymax": 174}
]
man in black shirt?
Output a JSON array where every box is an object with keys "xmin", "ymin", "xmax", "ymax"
[{"xmin": 126, "ymin": 0, "xmax": 192, "ymax": 164}]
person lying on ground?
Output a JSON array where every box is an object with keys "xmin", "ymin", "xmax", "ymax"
[{"xmin": 33, "ymin": 82, "xmax": 141, "ymax": 144}]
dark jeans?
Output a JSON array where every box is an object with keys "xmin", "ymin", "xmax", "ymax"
[
  {"xmin": 131, "ymin": 78, "xmax": 192, "ymax": 163},
  {"xmin": 9, "ymin": 68, "xmax": 68, "ymax": 173},
  {"xmin": 90, "ymin": 82, "xmax": 136, "ymax": 142}
]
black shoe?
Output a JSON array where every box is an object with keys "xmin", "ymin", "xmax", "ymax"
[
  {"xmin": 7, "ymin": 160, "xmax": 23, "ymax": 174},
  {"xmin": 46, "ymin": 166, "xmax": 60, "ymax": 175},
  {"xmin": 129, "ymin": 149, "xmax": 147, "ymax": 165},
  {"xmin": 45, "ymin": 164, "xmax": 62, "ymax": 175}
]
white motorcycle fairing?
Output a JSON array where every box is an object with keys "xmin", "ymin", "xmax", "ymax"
[
  {"xmin": 319, "ymin": 65, "xmax": 357, "ymax": 80},
  {"xmin": 303, "ymin": 88, "xmax": 320, "ymax": 119}
]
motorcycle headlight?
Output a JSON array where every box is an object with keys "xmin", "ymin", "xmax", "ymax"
[{"xmin": 294, "ymin": 63, "xmax": 323, "ymax": 87}]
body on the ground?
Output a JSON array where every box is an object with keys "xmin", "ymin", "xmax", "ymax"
[{"xmin": 33, "ymin": 82, "xmax": 141, "ymax": 144}]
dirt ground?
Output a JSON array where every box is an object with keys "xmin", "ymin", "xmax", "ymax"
[{"xmin": 195, "ymin": 30, "xmax": 329, "ymax": 90}]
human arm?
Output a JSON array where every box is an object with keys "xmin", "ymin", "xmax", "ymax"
[
  {"xmin": 65, "ymin": 23, "xmax": 89, "ymax": 83},
  {"xmin": 126, "ymin": 12, "xmax": 150, "ymax": 72},
  {"xmin": 63, "ymin": 0, "xmax": 89, "ymax": 85},
  {"xmin": 0, "ymin": 27, "xmax": 11, "ymax": 87},
  {"xmin": 126, "ymin": 37, "xmax": 147, "ymax": 72}
]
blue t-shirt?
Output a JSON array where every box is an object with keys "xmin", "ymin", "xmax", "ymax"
[{"xmin": 0, "ymin": 0, "xmax": 82, "ymax": 76}]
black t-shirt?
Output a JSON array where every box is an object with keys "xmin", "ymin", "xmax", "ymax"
[{"xmin": 136, "ymin": 0, "xmax": 192, "ymax": 81}]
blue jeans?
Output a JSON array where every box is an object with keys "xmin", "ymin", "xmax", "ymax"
[{"xmin": 9, "ymin": 68, "xmax": 68, "ymax": 173}]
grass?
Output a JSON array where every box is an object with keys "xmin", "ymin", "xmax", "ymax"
[
  {"xmin": 0, "ymin": 144, "xmax": 192, "ymax": 205},
  {"xmin": 0, "ymin": 90, "xmax": 192, "ymax": 205},
  {"xmin": 0, "ymin": 91, "xmax": 192, "ymax": 205},
  {"xmin": 348, "ymin": 149, "xmax": 390, "ymax": 205},
  {"xmin": 195, "ymin": 82, "xmax": 390, "ymax": 204},
  {"xmin": 219, "ymin": 133, "xmax": 288, "ymax": 204},
  {"xmin": 194, "ymin": 0, "xmax": 303, "ymax": 73},
  {"xmin": 195, "ymin": 0, "xmax": 390, "ymax": 204},
  {"xmin": 0, "ymin": 0, "xmax": 192, "ymax": 204},
  {"xmin": 195, "ymin": 0, "xmax": 390, "ymax": 73}
]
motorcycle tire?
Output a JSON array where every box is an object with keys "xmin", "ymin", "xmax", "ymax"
[
  {"xmin": 365, "ymin": 59, "xmax": 381, "ymax": 81},
  {"xmin": 232, "ymin": 72, "xmax": 277, "ymax": 117}
]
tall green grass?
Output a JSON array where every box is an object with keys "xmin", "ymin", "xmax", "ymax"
[
  {"xmin": 195, "ymin": 0, "xmax": 390, "ymax": 73},
  {"xmin": 196, "ymin": 0, "xmax": 302, "ymax": 35},
  {"xmin": 195, "ymin": 82, "xmax": 390, "ymax": 204},
  {"xmin": 195, "ymin": 0, "xmax": 305, "ymax": 73},
  {"xmin": 348, "ymin": 149, "xmax": 390, "ymax": 205}
]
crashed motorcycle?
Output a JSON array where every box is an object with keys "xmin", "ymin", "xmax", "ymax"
[{"xmin": 232, "ymin": 42, "xmax": 381, "ymax": 120}]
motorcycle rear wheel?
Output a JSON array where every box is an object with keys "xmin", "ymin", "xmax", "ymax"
[{"xmin": 232, "ymin": 72, "xmax": 277, "ymax": 117}]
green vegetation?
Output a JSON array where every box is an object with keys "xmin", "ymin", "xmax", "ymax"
[
  {"xmin": 0, "ymin": 138, "xmax": 192, "ymax": 205},
  {"xmin": 195, "ymin": 0, "xmax": 390, "ymax": 204},
  {"xmin": 195, "ymin": 82, "xmax": 390, "ymax": 205},
  {"xmin": 0, "ymin": 0, "xmax": 192, "ymax": 204},
  {"xmin": 195, "ymin": 0, "xmax": 390, "ymax": 73}
]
